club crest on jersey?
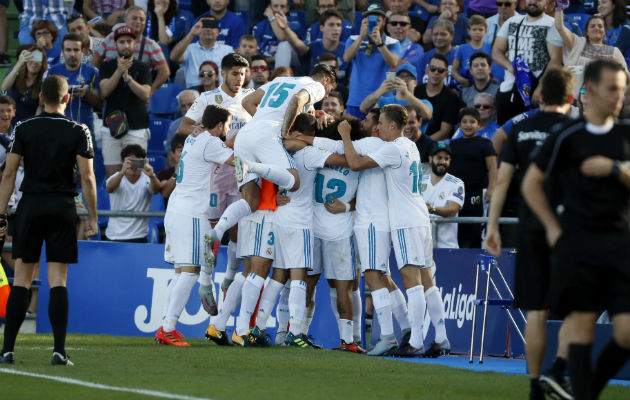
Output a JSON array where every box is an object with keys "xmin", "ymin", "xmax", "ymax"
[
  {"xmin": 439, "ymin": 192, "xmax": 445, "ymax": 200},
  {"xmin": 266, "ymin": 247, "xmax": 272, "ymax": 256},
  {"xmin": 215, "ymin": 94, "xmax": 223, "ymax": 104}
]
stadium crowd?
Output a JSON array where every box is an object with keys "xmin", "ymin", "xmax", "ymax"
[{"xmin": 1, "ymin": 0, "xmax": 630, "ymax": 398}]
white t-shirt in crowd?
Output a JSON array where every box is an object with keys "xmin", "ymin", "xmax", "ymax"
[
  {"xmin": 105, "ymin": 172, "xmax": 153, "ymax": 240},
  {"xmin": 421, "ymin": 173, "xmax": 465, "ymax": 248}
]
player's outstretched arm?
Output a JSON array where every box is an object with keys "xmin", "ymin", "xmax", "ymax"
[
  {"xmin": 485, "ymin": 162, "xmax": 515, "ymax": 257},
  {"xmin": 242, "ymin": 89, "xmax": 265, "ymax": 116},
  {"xmin": 521, "ymin": 164, "xmax": 561, "ymax": 247},
  {"xmin": 338, "ymin": 121, "xmax": 378, "ymax": 171},
  {"xmin": 281, "ymin": 90, "xmax": 311, "ymax": 138}
]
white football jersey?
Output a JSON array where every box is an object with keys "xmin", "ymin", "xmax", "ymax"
[
  {"xmin": 274, "ymin": 147, "xmax": 332, "ymax": 229},
  {"xmin": 167, "ymin": 132, "xmax": 233, "ymax": 218},
  {"xmin": 369, "ymin": 136, "xmax": 430, "ymax": 229},
  {"xmin": 421, "ymin": 173, "xmax": 465, "ymax": 248},
  {"xmin": 313, "ymin": 136, "xmax": 389, "ymax": 231}
]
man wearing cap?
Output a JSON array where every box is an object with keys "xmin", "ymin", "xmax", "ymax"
[
  {"xmin": 343, "ymin": 3, "xmax": 403, "ymax": 119},
  {"xmin": 99, "ymin": 25, "xmax": 152, "ymax": 178},
  {"xmin": 421, "ymin": 142, "xmax": 464, "ymax": 249},
  {"xmin": 170, "ymin": 16, "xmax": 234, "ymax": 89},
  {"xmin": 359, "ymin": 63, "xmax": 432, "ymax": 122}
]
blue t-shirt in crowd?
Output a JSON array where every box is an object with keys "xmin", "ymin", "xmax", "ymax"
[
  {"xmin": 253, "ymin": 16, "xmax": 305, "ymax": 58},
  {"xmin": 197, "ymin": 10, "xmax": 248, "ymax": 49},
  {"xmin": 47, "ymin": 63, "xmax": 100, "ymax": 133},
  {"xmin": 605, "ymin": 23, "xmax": 630, "ymax": 66},
  {"xmin": 304, "ymin": 39, "xmax": 348, "ymax": 78},
  {"xmin": 428, "ymin": 14, "xmax": 470, "ymax": 45},
  {"xmin": 416, "ymin": 47, "xmax": 456, "ymax": 86},
  {"xmin": 399, "ymin": 38, "xmax": 424, "ymax": 68},
  {"xmin": 306, "ymin": 18, "xmax": 353, "ymax": 43},
  {"xmin": 501, "ymin": 108, "xmax": 538, "ymax": 134},
  {"xmin": 377, "ymin": 96, "xmax": 433, "ymax": 134},
  {"xmin": 45, "ymin": 47, "xmax": 61, "ymax": 67}
]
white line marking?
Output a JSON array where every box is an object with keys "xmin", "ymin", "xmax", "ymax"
[{"xmin": 0, "ymin": 368, "xmax": 212, "ymax": 400}]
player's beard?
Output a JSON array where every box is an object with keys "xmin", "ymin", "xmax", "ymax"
[{"xmin": 431, "ymin": 162, "xmax": 447, "ymax": 177}]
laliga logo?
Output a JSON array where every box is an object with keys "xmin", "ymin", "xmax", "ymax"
[{"xmin": 440, "ymin": 283, "xmax": 475, "ymax": 328}]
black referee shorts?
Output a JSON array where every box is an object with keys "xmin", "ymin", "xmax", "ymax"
[
  {"xmin": 550, "ymin": 229, "xmax": 630, "ymax": 318},
  {"xmin": 513, "ymin": 230, "xmax": 551, "ymax": 311},
  {"xmin": 13, "ymin": 194, "xmax": 79, "ymax": 264}
]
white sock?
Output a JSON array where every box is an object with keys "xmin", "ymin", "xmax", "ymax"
[
  {"xmin": 225, "ymin": 241, "xmax": 239, "ymax": 280},
  {"xmin": 425, "ymin": 286, "xmax": 448, "ymax": 343},
  {"xmin": 406, "ymin": 285, "xmax": 426, "ymax": 349},
  {"xmin": 256, "ymin": 278, "xmax": 285, "ymax": 330},
  {"xmin": 352, "ymin": 289, "xmax": 362, "ymax": 341},
  {"xmin": 302, "ymin": 289, "xmax": 316, "ymax": 335},
  {"xmin": 390, "ymin": 288, "xmax": 410, "ymax": 331},
  {"xmin": 339, "ymin": 318, "xmax": 353, "ymax": 344},
  {"xmin": 215, "ymin": 199, "xmax": 251, "ymax": 239},
  {"xmin": 288, "ymin": 280, "xmax": 306, "ymax": 336},
  {"xmin": 276, "ymin": 283, "xmax": 290, "ymax": 332},
  {"xmin": 162, "ymin": 273, "xmax": 180, "ymax": 322},
  {"xmin": 198, "ymin": 265, "xmax": 212, "ymax": 286},
  {"xmin": 248, "ymin": 161, "xmax": 295, "ymax": 190},
  {"xmin": 163, "ymin": 272, "xmax": 198, "ymax": 332},
  {"xmin": 329, "ymin": 287, "xmax": 339, "ymax": 324},
  {"xmin": 236, "ymin": 273, "xmax": 264, "ymax": 335},
  {"xmin": 372, "ymin": 287, "xmax": 394, "ymax": 337},
  {"xmin": 215, "ymin": 273, "xmax": 245, "ymax": 331}
]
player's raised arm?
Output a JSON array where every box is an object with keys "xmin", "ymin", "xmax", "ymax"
[
  {"xmin": 338, "ymin": 120, "xmax": 378, "ymax": 171},
  {"xmin": 242, "ymin": 88, "xmax": 265, "ymax": 116},
  {"xmin": 280, "ymin": 89, "xmax": 311, "ymax": 139}
]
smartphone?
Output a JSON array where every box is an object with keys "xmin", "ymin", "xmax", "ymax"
[
  {"xmin": 130, "ymin": 158, "xmax": 146, "ymax": 169},
  {"xmin": 29, "ymin": 51, "xmax": 43, "ymax": 62},
  {"xmin": 87, "ymin": 16, "xmax": 102, "ymax": 24},
  {"xmin": 367, "ymin": 15, "xmax": 378, "ymax": 34},
  {"xmin": 386, "ymin": 71, "xmax": 396, "ymax": 81},
  {"xmin": 202, "ymin": 19, "xmax": 218, "ymax": 29}
]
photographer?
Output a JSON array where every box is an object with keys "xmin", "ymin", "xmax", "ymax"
[
  {"xmin": 104, "ymin": 144, "xmax": 161, "ymax": 243},
  {"xmin": 99, "ymin": 25, "xmax": 152, "ymax": 178}
]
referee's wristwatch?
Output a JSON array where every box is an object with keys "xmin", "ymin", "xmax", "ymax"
[{"xmin": 124, "ymin": 76, "xmax": 132, "ymax": 84}]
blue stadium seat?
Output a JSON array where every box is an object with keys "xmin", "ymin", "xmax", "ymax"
[
  {"xmin": 93, "ymin": 154, "xmax": 106, "ymax": 187},
  {"xmin": 178, "ymin": 9, "xmax": 195, "ymax": 32},
  {"xmin": 147, "ymin": 155, "xmax": 167, "ymax": 173},
  {"xmin": 565, "ymin": 13, "xmax": 592, "ymax": 35},
  {"xmin": 148, "ymin": 83, "xmax": 182, "ymax": 118},
  {"xmin": 148, "ymin": 117, "xmax": 172, "ymax": 156}
]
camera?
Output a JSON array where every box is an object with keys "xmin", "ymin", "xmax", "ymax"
[
  {"xmin": 130, "ymin": 158, "xmax": 146, "ymax": 169},
  {"xmin": 68, "ymin": 85, "xmax": 81, "ymax": 95}
]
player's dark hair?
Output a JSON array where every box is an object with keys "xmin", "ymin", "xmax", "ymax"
[
  {"xmin": 315, "ymin": 118, "xmax": 363, "ymax": 140},
  {"xmin": 584, "ymin": 58, "xmax": 629, "ymax": 86},
  {"xmin": 170, "ymin": 133, "xmax": 186, "ymax": 151},
  {"xmin": 428, "ymin": 53, "xmax": 449, "ymax": 69},
  {"xmin": 368, "ymin": 107, "xmax": 380, "ymax": 125},
  {"xmin": 221, "ymin": 53, "xmax": 249, "ymax": 70},
  {"xmin": 0, "ymin": 95, "xmax": 16, "ymax": 108},
  {"xmin": 319, "ymin": 9, "xmax": 343, "ymax": 26},
  {"xmin": 381, "ymin": 104, "xmax": 408, "ymax": 129},
  {"xmin": 202, "ymin": 104, "xmax": 231, "ymax": 130},
  {"xmin": 459, "ymin": 107, "xmax": 481, "ymax": 122},
  {"xmin": 293, "ymin": 113, "xmax": 317, "ymax": 135},
  {"xmin": 541, "ymin": 66, "xmax": 574, "ymax": 106},
  {"xmin": 310, "ymin": 63, "xmax": 337, "ymax": 84},
  {"xmin": 469, "ymin": 51, "xmax": 491, "ymax": 67},
  {"xmin": 62, "ymin": 33, "xmax": 84, "ymax": 48},
  {"xmin": 121, "ymin": 144, "xmax": 146, "ymax": 160},
  {"xmin": 41, "ymin": 75, "xmax": 68, "ymax": 105}
]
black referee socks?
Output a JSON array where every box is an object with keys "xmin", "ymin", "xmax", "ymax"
[
  {"xmin": 1, "ymin": 286, "xmax": 29, "ymax": 354},
  {"xmin": 49, "ymin": 286, "xmax": 69, "ymax": 356},
  {"xmin": 592, "ymin": 339, "xmax": 630, "ymax": 399},
  {"xmin": 569, "ymin": 344, "xmax": 592, "ymax": 400}
]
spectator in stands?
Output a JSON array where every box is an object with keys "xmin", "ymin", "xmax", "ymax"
[
  {"xmin": 452, "ymin": 92, "xmax": 500, "ymax": 139},
  {"xmin": 93, "ymin": 7, "xmax": 171, "ymax": 95},
  {"xmin": 343, "ymin": 3, "xmax": 402, "ymax": 119},
  {"xmin": 170, "ymin": 16, "xmax": 233, "ymax": 89},
  {"xmin": 416, "ymin": 19, "xmax": 455, "ymax": 85},
  {"xmin": 492, "ymin": 0, "xmax": 562, "ymax": 124},
  {"xmin": 0, "ymin": 0, "xmax": 9, "ymax": 66},
  {"xmin": 18, "ymin": 0, "xmax": 69, "ymax": 47},
  {"xmin": 196, "ymin": 60, "xmax": 220, "ymax": 93},
  {"xmin": 1, "ymin": 45, "xmax": 46, "ymax": 123},
  {"xmin": 99, "ymin": 25, "xmax": 152, "ymax": 178},
  {"xmin": 30, "ymin": 20, "xmax": 61, "ymax": 66},
  {"xmin": 318, "ymin": 52, "xmax": 348, "ymax": 101},
  {"xmin": 459, "ymin": 52, "xmax": 499, "ymax": 107},
  {"xmin": 48, "ymin": 34, "xmax": 101, "ymax": 134},
  {"xmin": 0, "ymin": 96, "xmax": 15, "ymax": 165},
  {"xmin": 198, "ymin": 0, "xmax": 248, "ymax": 49},
  {"xmin": 83, "ymin": 0, "xmax": 130, "ymax": 26},
  {"xmin": 383, "ymin": 0, "xmax": 428, "ymax": 38},
  {"xmin": 405, "ymin": 104, "xmax": 434, "ymax": 176},
  {"xmin": 452, "ymin": 16, "xmax": 493, "ymax": 88},
  {"xmin": 158, "ymin": 134, "xmax": 186, "ymax": 206},
  {"xmin": 253, "ymin": 0, "xmax": 305, "ymax": 61},
  {"xmin": 270, "ymin": 65, "xmax": 294, "ymax": 79},
  {"xmin": 554, "ymin": 9, "xmax": 627, "ymax": 99},
  {"xmin": 307, "ymin": 0, "xmax": 354, "ymax": 43},
  {"xmin": 321, "ymin": 91, "xmax": 345, "ymax": 119},
  {"xmin": 468, "ymin": 0, "xmax": 498, "ymax": 18},
  {"xmin": 386, "ymin": 11, "xmax": 423, "ymax": 67},
  {"xmin": 250, "ymin": 55, "xmax": 270, "ymax": 89},
  {"xmin": 448, "ymin": 107, "xmax": 497, "ymax": 248},
  {"xmin": 236, "ymin": 35, "xmax": 259, "ymax": 57},
  {"xmin": 166, "ymin": 89, "xmax": 200, "ymax": 157},
  {"xmin": 423, "ymin": 0, "xmax": 469, "ymax": 47},
  {"xmin": 422, "ymin": 142, "xmax": 465, "ymax": 249},
  {"xmin": 275, "ymin": 10, "xmax": 347, "ymax": 76},
  {"xmin": 483, "ymin": 0, "xmax": 517, "ymax": 47},
  {"xmin": 105, "ymin": 144, "xmax": 161, "ymax": 242},
  {"xmin": 598, "ymin": 0, "xmax": 630, "ymax": 66},
  {"xmin": 414, "ymin": 53, "xmax": 461, "ymax": 140},
  {"xmin": 360, "ymin": 64, "xmax": 433, "ymax": 121},
  {"xmin": 65, "ymin": 14, "xmax": 105, "ymax": 65},
  {"xmin": 147, "ymin": 0, "xmax": 187, "ymax": 47}
]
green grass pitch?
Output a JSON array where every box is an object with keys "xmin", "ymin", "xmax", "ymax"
[{"xmin": 0, "ymin": 334, "xmax": 627, "ymax": 399}]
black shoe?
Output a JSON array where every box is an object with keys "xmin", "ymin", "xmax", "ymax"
[
  {"xmin": 0, "ymin": 53, "xmax": 11, "ymax": 67},
  {"xmin": 399, "ymin": 329, "xmax": 411, "ymax": 347},
  {"xmin": 387, "ymin": 342, "xmax": 425, "ymax": 358},
  {"xmin": 301, "ymin": 335, "xmax": 323, "ymax": 350},
  {"xmin": 51, "ymin": 352, "xmax": 74, "ymax": 366},
  {"xmin": 423, "ymin": 339, "xmax": 451, "ymax": 358},
  {"xmin": 0, "ymin": 351, "xmax": 14, "ymax": 364},
  {"xmin": 539, "ymin": 374, "xmax": 573, "ymax": 400}
]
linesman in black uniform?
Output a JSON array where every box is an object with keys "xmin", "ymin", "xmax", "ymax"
[
  {"xmin": 486, "ymin": 66, "xmax": 575, "ymax": 400},
  {"xmin": 522, "ymin": 59, "xmax": 630, "ymax": 400},
  {"xmin": 0, "ymin": 75, "xmax": 98, "ymax": 366}
]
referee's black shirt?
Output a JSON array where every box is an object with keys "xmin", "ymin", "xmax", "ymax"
[
  {"xmin": 533, "ymin": 118, "xmax": 630, "ymax": 232},
  {"xmin": 9, "ymin": 112, "xmax": 94, "ymax": 196}
]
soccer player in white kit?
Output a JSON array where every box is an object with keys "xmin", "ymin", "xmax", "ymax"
[
  {"xmin": 177, "ymin": 53, "xmax": 252, "ymax": 319},
  {"xmin": 155, "ymin": 105, "xmax": 235, "ymax": 347},
  {"xmin": 339, "ymin": 104, "xmax": 432, "ymax": 356}
]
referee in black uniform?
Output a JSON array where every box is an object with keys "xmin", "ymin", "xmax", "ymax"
[
  {"xmin": 522, "ymin": 59, "xmax": 630, "ymax": 400},
  {"xmin": 0, "ymin": 75, "xmax": 98, "ymax": 366}
]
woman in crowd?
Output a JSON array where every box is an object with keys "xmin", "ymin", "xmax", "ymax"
[
  {"xmin": 30, "ymin": 20, "xmax": 60, "ymax": 66},
  {"xmin": 597, "ymin": 0, "xmax": 630, "ymax": 65},
  {"xmin": 197, "ymin": 61, "xmax": 219, "ymax": 93},
  {"xmin": 1, "ymin": 45, "xmax": 47, "ymax": 123},
  {"xmin": 147, "ymin": 0, "xmax": 186, "ymax": 47}
]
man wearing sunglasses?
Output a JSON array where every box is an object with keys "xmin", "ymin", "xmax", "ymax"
[
  {"xmin": 386, "ymin": 11, "xmax": 424, "ymax": 67},
  {"xmin": 250, "ymin": 55, "xmax": 270, "ymax": 89}
]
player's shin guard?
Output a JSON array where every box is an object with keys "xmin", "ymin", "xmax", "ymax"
[
  {"xmin": 372, "ymin": 288, "xmax": 394, "ymax": 337},
  {"xmin": 247, "ymin": 161, "xmax": 296, "ymax": 190},
  {"xmin": 352, "ymin": 289, "xmax": 362, "ymax": 342},
  {"xmin": 163, "ymin": 272, "xmax": 198, "ymax": 332},
  {"xmin": 215, "ymin": 199, "xmax": 251, "ymax": 239},
  {"xmin": 215, "ymin": 273, "xmax": 245, "ymax": 331},
  {"xmin": 225, "ymin": 241, "xmax": 239, "ymax": 281},
  {"xmin": 235, "ymin": 273, "xmax": 264, "ymax": 336},
  {"xmin": 256, "ymin": 279, "xmax": 284, "ymax": 329},
  {"xmin": 424, "ymin": 286, "xmax": 448, "ymax": 342},
  {"xmin": 406, "ymin": 285, "xmax": 426, "ymax": 349},
  {"xmin": 288, "ymin": 280, "xmax": 306, "ymax": 336},
  {"xmin": 390, "ymin": 288, "xmax": 411, "ymax": 331}
]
